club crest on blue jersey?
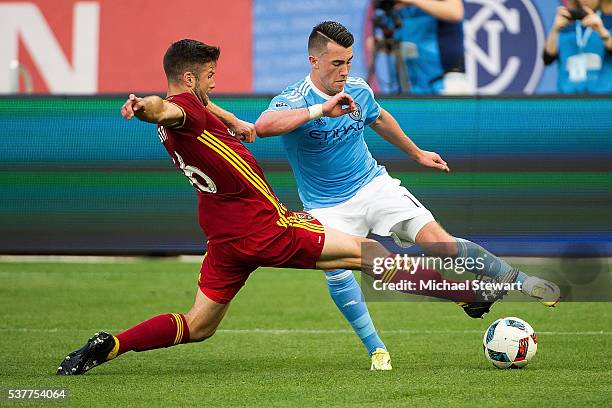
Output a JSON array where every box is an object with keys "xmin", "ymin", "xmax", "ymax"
[{"xmin": 349, "ymin": 102, "xmax": 362, "ymax": 121}]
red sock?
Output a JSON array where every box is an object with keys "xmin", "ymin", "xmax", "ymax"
[
  {"xmin": 380, "ymin": 258, "xmax": 475, "ymax": 302},
  {"xmin": 110, "ymin": 313, "xmax": 190, "ymax": 358},
  {"xmin": 398, "ymin": 266, "xmax": 476, "ymax": 302}
]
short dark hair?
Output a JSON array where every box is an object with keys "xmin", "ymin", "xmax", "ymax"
[
  {"xmin": 308, "ymin": 21, "xmax": 354, "ymax": 54},
  {"xmin": 163, "ymin": 39, "xmax": 220, "ymax": 82}
]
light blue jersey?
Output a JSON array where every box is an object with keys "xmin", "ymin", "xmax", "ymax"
[{"xmin": 265, "ymin": 75, "xmax": 386, "ymax": 210}]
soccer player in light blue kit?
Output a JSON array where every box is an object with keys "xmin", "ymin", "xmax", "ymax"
[{"xmin": 255, "ymin": 21, "xmax": 560, "ymax": 370}]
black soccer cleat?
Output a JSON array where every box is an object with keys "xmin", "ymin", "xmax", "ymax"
[
  {"xmin": 458, "ymin": 268, "xmax": 520, "ymax": 319},
  {"xmin": 56, "ymin": 331, "xmax": 115, "ymax": 375},
  {"xmin": 459, "ymin": 302, "xmax": 493, "ymax": 319}
]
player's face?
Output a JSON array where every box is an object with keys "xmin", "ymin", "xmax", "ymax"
[
  {"xmin": 193, "ymin": 62, "xmax": 217, "ymax": 106},
  {"xmin": 312, "ymin": 42, "xmax": 353, "ymax": 95}
]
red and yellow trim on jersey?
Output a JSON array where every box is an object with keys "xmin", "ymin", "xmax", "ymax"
[
  {"xmin": 196, "ymin": 131, "xmax": 324, "ymax": 234},
  {"xmin": 171, "ymin": 313, "xmax": 185, "ymax": 345},
  {"xmin": 199, "ymin": 130, "xmax": 274, "ymax": 198}
]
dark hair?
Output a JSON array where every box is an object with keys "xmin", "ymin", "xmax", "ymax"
[
  {"xmin": 163, "ymin": 39, "xmax": 220, "ymax": 82},
  {"xmin": 308, "ymin": 21, "xmax": 354, "ymax": 54}
]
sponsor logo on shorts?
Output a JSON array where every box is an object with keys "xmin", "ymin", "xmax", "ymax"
[{"xmin": 295, "ymin": 212, "xmax": 315, "ymax": 221}]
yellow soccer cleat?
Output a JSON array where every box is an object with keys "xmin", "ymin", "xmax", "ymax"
[{"xmin": 370, "ymin": 348, "xmax": 392, "ymax": 371}]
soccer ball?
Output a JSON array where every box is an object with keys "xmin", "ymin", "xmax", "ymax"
[{"xmin": 483, "ymin": 317, "xmax": 538, "ymax": 369}]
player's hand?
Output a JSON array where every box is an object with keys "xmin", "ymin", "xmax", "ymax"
[
  {"xmin": 581, "ymin": 7, "xmax": 606, "ymax": 35},
  {"xmin": 228, "ymin": 118, "xmax": 256, "ymax": 143},
  {"xmin": 415, "ymin": 150, "xmax": 450, "ymax": 172},
  {"xmin": 121, "ymin": 94, "xmax": 145, "ymax": 120},
  {"xmin": 322, "ymin": 92, "xmax": 357, "ymax": 118},
  {"xmin": 552, "ymin": 7, "xmax": 571, "ymax": 31}
]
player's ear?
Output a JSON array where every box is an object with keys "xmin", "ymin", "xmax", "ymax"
[
  {"xmin": 183, "ymin": 72, "xmax": 195, "ymax": 88},
  {"xmin": 309, "ymin": 55, "xmax": 319, "ymax": 69}
]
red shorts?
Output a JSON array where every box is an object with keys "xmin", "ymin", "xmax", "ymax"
[{"xmin": 198, "ymin": 212, "xmax": 325, "ymax": 303}]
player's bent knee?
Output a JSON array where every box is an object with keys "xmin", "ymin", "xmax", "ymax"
[
  {"xmin": 184, "ymin": 315, "xmax": 218, "ymax": 341},
  {"xmin": 425, "ymin": 239, "xmax": 457, "ymax": 257},
  {"xmin": 184, "ymin": 288, "xmax": 229, "ymax": 342},
  {"xmin": 189, "ymin": 327, "xmax": 217, "ymax": 342},
  {"xmin": 415, "ymin": 222, "xmax": 457, "ymax": 256}
]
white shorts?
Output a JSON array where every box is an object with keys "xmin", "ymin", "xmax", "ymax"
[{"xmin": 308, "ymin": 174, "xmax": 435, "ymax": 242}]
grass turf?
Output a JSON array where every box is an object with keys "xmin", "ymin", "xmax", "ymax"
[{"xmin": 0, "ymin": 260, "xmax": 611, "ymax": 407}]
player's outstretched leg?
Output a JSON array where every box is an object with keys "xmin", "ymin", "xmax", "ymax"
[
  {"xmin": 316, "ymin": 226, "xmax": 509, "ymax": 320},
  {"xmin": 377, "ymin": 255, "xmax": 518, "ymax": 319},
  {"xmin": 455, "ymin": 238, "xmax": 560, "ymax": 306},
  {"xmin": 56, "ymin": 311, "xmax": 192, "ymax": 376},
  {"xmin": 57, "ymin": 289, "xmax": 228, "ymax": 375},
  {"xmin": 404, "ymin": 221, "xmax": 560, "ymax": 307},
  {"xmin": 324, "ymin": 269, "xmax": 391, "ymax": 370}
]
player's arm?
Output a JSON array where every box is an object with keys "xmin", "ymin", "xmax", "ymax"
[
  {"xmin": 395, "ymin": 0, "xmax": 463, "ymax": 23},
  {"xmin": 370, "ymin": 108, "xmax": 450, "ymax": 172},
  {"xmin": 120, "ymin": 94, "xmax": 184, "ymax": 127},
  {"xmin": 255, "ymin": 93, "xmax": 356, "ymax": 138},
  {"xmin": 207, "ymin": 100, "xmax": 256, "ymax": 143}
]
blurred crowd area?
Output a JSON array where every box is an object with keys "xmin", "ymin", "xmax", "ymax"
[
  {"xmin": 369, "ymin": 0, "xmax": 612, "ymax": 95},
  {"xmin": 2, "ymin": 0, "xmax": 611, "ymax": 96}
]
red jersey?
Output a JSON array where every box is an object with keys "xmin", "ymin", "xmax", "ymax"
[{"xmin": 159, "ymin": 92, "xmax": 308, "ymax": 243}]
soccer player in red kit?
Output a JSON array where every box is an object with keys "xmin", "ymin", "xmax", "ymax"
[
  {"xmin": 56, "ymin": 39, "xmax": 507, "ymax": 375},
  {"xmin": 55, "ymin": 39, "xmax": 379, "ymax": 375}
]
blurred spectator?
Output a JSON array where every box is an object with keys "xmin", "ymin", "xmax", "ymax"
[
  {"xmin": 368, "ymin": 1, "xmax": 409, "ymax": 93},
  {"xmin": 394, "ymin": 0, "xmax": 471, "ymax": 94},
  {"xmin": 544, "ymin": 0, "xmax": 612, "ymax": 93}
]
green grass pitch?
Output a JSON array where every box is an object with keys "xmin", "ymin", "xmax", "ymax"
[{"xmin": 1, "ymin": 260, "xmax": 611, "ymax": 407}]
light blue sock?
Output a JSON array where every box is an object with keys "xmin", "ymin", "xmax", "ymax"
[
  {"xmin": 325, "ymin": 269, "xmax": 386, "ymax": 355},
  {"xmin": 456, "ymin": 238, "xmax": 528, "ymax": 284}
]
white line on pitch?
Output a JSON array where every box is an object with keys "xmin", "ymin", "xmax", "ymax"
[{"xmin": 0, "ymin": 327, "xmax": 609, "ymax": 336}]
